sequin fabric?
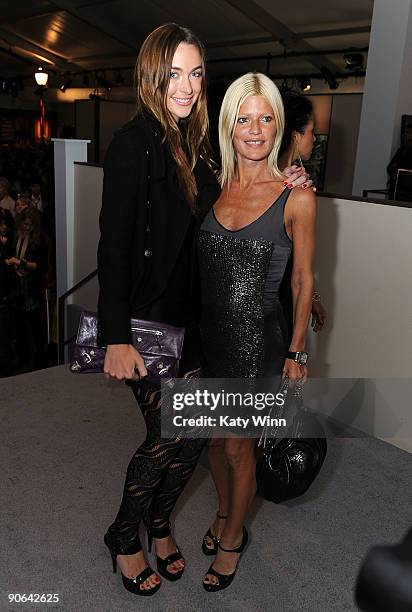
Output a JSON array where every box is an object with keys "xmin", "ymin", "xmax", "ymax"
[
  {"xmin": 198, "ymin": 230, "xmax": 273, "ymax": 377},
  {"xmin": 198, "ymin": 188, "xmax": 293, "ymax": 379}
]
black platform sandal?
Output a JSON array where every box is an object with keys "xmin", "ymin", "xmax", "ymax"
[
  {"xmin": 104, "ymin": 532, "xmax": 161, "ymax": 596},
  {"xmin": 203, "ymin": 526, "xmax": 248, "ymax": 592},
  {"xmin": 202, "ymin": 512, "xmax": 228, "ymax": 556},
  {"xmin": 146, "ymin": 520, "xmax": 185, "ymax": 582}
]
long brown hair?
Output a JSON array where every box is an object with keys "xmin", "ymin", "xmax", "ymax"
[{"xmin": 134, "ymin": 23, "xmax": 212, "ymax": 212}]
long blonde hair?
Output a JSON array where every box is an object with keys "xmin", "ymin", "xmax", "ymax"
[
  {"xmin": 134, "ymin": 23, "xmax": 212, "ymax": 212},
  {"xmin": 218, "ymin": 72, "xmax": 285, "ymax": 188}
]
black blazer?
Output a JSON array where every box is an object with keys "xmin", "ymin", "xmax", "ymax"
[{"xmin": 97, "ymin": 111, "xmax": 220, "ymax": 345}]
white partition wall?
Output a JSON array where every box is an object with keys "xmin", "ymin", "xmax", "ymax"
[
  {"xmin": 307, "ymin": 196, "xmax": 412, "ymax": 452},
  {"xmin": 53, "ymin": 138, "xmax": 91, "ymax": 299},
  {"xmin": 309, "ymin": 197, "xmax": 412, "ymax": 379},
  {"xmin": 72, "ymin": 163, "xmax": 103, "ymax": 310}
]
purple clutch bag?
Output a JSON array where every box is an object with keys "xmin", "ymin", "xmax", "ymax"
[{"xmin": 70, "ymin": 310, "xmax": 185, "ymax": 383}]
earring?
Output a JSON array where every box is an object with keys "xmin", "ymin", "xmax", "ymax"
[{"xmin": 294, "ymin": 139, "xmax": 303, "ymax": 168}]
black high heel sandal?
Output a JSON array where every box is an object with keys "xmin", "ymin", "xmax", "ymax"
[
  {"xmin": 104, "ymin": 531, "xmax": 161, "ymax": 596},
  {"xmin": 203, "ymin": 526, "xmax": 249, "ymax": 592},
  {"xmin": 145, "ymin": 519, "xmax": 185, "ymax": 582},
  {"xmin": 202, "ymin": 512, "xmax": 228, "ymax": 556}
]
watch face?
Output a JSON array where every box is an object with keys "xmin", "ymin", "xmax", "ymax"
[{"xmin": 298, "ymin": 352, "xmax": 308, "ymax": 365}]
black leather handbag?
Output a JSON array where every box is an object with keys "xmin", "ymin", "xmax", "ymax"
[{"xmin": 256, "ymin": 378, "xmax": 327, "ymax": 504}]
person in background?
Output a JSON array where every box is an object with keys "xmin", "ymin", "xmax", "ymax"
[
  {"xmin": 5, "ymin": 208, "xmax": 47, "ymax": 371},
  {"xmin": 0, "ymin": 177, "xmax": 16, "ymax": 218},
  {"xmin": 15, "ymin": 196, "xmax": 31, "ymax": 216},
  {"xmin": 278, "ymin": 89, "xmax": 326, "ymax": 336},
  {"xmin": 30, "ymin": 182, "xmax": 44, "ymax": 212},
  {"xmin": 0, "ymin": 209, "xmax": 14, "ymax": 375}
]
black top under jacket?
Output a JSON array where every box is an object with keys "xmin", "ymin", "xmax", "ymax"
[{"xmin": 97, "ymin": 110, "xmax": 220, "ymax": 345}]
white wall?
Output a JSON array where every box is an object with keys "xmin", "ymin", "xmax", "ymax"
[
  {"xmin": 307, "ymin": 196, "xmax": 412, "ymax": 452},
  {"xmin": 72, "ymin": 163, "xmax": 103, "ymax": 311},
  {"xmin": 323, "ymin": 95, "xmax": 363, "ymax": 195},
  {"xmin": 309, "ymin": 196, "xmax": 412, "ymax": 379}
]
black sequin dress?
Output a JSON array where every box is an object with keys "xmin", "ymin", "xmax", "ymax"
[{"xmin": 198, "ymin": 188, "xmax": 293, "ymax": 378}]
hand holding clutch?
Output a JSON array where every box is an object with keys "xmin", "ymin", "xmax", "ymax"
[{"xmin": 103, "ymin": 344, "xmax": 147, "ymax": 381}]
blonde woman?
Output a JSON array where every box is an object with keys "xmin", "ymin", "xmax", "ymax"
[{"xmin": 197, "ymin": 73, "xmax": 316, "ymax": 591}]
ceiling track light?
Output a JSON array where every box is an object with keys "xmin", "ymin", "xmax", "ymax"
[
  {"xmin": 298, "ymin": 77, "xmax": 312, "ymax": 92},
  {"xmin": 59, "ymin": 76, "xmax": 72, "ymax": 93},
  {"xmin": 344, "ymin": 52, "xmax": 364, "ymax": 70}
]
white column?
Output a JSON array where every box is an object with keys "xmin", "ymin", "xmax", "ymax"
[
  {"xmin": 352, "ymin": 0, "xmax": 412, "ymax": 197},
  {"xmin": 52, "ymin": 138, "xmax": 91, "ymax": 298}
]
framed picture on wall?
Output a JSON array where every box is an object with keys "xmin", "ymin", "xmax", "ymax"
[{"xmin": 304, "ymin": 134, "xmax": 328, "ymax": 191}]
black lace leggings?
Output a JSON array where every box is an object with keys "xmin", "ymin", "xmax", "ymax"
[{"xmin": 107, "ymin": 377, "xmax": 206, "ymax": 554}]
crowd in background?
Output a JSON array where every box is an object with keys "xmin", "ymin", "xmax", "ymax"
[{"xmin": 0, "ymin": 143, "xmax": 55, "ymax": 377}]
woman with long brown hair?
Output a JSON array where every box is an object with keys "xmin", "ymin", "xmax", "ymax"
[{"xmin": 98, "ymin": 23, "xmax": 219, "ymax": 596}]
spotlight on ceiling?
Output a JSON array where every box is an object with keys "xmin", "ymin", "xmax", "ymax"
[
  {"xmin": 59, "ymin": 77, "xmax": 72, "ymax": 93},
  {"xmin": 115, "ymin": 71, "xmax": 125, "ymax": 85},
  {"xmin": 344, "ymin": 53, "xmax": 364, "ymax": 70},
  {"xmin": 321, "ymin": 67, "xmax": 339, "ymax": 90},
  {"xmin": 35, "ymin": 67, "xmax": 48, "ymax": 87},
  {"xmin": 299, "ymin": 77, "xmax": 312, "ymax": 92}
]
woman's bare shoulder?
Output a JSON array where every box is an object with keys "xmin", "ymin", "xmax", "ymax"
[{"xmin": 288, "ymin": 186, "xmax": 317, "ymax": 215}]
